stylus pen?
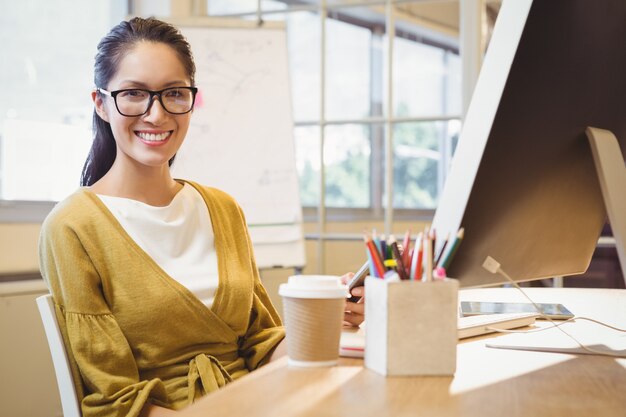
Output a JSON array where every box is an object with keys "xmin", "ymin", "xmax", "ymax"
[{"xmin": 347, "ymin": 261, "xmax": 369, "ymax": 303}]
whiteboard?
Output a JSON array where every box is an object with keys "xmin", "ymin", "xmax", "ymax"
[{"xmin": 172, "ymin": 25, "xmax": 305, "ymax": 269}]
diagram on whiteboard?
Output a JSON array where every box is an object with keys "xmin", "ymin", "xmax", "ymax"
[
  {"xmin": 172, "ymin": 26, "xmax": 305, "ymax": 268},
  {"xmin": 174, "ymin": 27, "xmax": 302, "ymax": 227}
]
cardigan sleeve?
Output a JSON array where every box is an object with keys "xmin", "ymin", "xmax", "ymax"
[
  {"xmin": 234, "ymin": 206, "xmax": 286, "ymax": 370},
  {"xmin": 39, "ymin": 213, "xmax": 168, "ymax": 417},
  {"xmin": 240, "ymin": 267, "xmax": 286, "ymax": 370}
]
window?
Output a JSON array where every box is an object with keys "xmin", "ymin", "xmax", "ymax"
[
  {"xmin": 392, "ymin": 120, "xmax": 461, "ymax": 209},
  {"xmin": 285, "ymin": 11, "xmax": 321, "ymax": 122},
  {"xmin": 0, "ymin": 0, "xmax": 461, "ymax": 223},
  {"xmin": 294, "ymin": 125, "xmax": 320, "ymax": 207},
  {"xmin": 0, "ymin": 0, "xmax": 126, "ymax": 204},
  {"xmin": 325, "ymin": 18, "xmax": 371, "ymax": 121},
  {"xmin": 206, "ymin": 1, "xmax": 461, "ymax": 218},
  {"xmin": 324, "ymin": 124, "xmax": 371, "ymax": 208},
  {"xmin": 279, "ymin": 2, "xmax": 460, "ymax": 217}
]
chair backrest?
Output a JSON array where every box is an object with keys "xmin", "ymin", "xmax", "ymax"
[{"xmin": 36, "ymin": 294, "xmax": 82, "ymax": 417}]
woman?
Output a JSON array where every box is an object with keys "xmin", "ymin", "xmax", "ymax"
[{"xmin": 39, "ymin": 17, "xmax": 363, "ymax": 417}]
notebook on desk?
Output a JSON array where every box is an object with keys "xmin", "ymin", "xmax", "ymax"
[{"xmin": 339, "ymin": 312, "xmax": 539, "ymax": 358}]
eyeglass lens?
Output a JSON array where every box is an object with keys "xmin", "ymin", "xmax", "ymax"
[{"xmin": 116, "ymin": 88, "xmax": 194, "ymax": 116}]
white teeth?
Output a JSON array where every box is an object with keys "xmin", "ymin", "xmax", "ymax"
[{"xmin": 137, "ymin": 131, "xmax": 170, "ymax": 142}]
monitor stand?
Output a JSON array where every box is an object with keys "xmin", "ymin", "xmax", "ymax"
[{"xmin": 586, "ymin": 127, "xmax": 626, "ymax": 285}]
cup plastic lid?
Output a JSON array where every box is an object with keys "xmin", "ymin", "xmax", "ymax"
[{"xmin": 279, "ymin": 275, "xmax": 349, "ymax": 299}]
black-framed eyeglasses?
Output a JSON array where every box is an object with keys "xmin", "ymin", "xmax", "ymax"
[{"xmin": 97, "ymin": 86, "xmax": 198, "ymax": 117}]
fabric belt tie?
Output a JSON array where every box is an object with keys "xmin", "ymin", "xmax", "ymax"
[{"xmin": 187, "ymin": 354, "xmax": 233, "ymax": 404}]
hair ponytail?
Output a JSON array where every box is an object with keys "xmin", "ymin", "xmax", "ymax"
[{"xmin": 80, "ymin": 110, "xmax": 116, "ymax": 186}]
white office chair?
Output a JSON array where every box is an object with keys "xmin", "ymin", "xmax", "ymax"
[{"xmin": 36, "ymin": 294, "xmax": 82, "ymax": 417}]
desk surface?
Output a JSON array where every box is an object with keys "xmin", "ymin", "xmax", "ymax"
[{"xmin": 181, "ymin": 288, "xmax": 626, "ymax": 417}]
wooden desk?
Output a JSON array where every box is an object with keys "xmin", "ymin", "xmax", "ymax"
[{"xmin": 181, "ymin": 288, "xmax": 626, "ymax": 417}]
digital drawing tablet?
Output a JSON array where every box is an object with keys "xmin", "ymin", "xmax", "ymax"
[{"xmin": 461, "ymin": 301, "xmax": 574, "ymax": 320}]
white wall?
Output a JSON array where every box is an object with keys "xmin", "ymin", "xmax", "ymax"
[{"xmin": 0, "ymin": 224, "xmax": 41, "ymax": 273}]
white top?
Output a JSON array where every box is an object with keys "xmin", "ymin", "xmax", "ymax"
[{"xmin": 97, "ymin": 184, "xmax": 219, "ymax": 307}]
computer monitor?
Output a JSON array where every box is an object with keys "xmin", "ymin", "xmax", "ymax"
[{"xmin": 431, "ymin": 0, "xmax": 626, "ymax": 287}]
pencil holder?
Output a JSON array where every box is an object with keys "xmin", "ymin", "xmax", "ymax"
[{"xmin": 364, "ymin": 277, "xmax": 459, "ymax": 376}]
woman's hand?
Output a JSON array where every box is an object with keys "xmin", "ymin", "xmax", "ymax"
[{"xmin": 341, "ymin": 273, "xmax": 365, "ymax": 327}]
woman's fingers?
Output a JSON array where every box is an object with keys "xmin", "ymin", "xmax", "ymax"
[
  {"xmin": 345, "ymin": 300, "xmax": 364, "ymax": 314},
  {"xmin": 350, "ymin": 286, "xmax": 364, "ymax": 298},
  {"xmin": 340, "ymin": 272, "xmax": 354, "ymax": 285},
  {"xmin": 340, "ymin": 271, "xmax": 365, "ymax": 326},
  {"xmin": 343, "ymin": 312, "xmax": 363, "ymax": 327},
  {"xmin": 343, "ymin": 300, "xmax": 364, "ymax": 326}
]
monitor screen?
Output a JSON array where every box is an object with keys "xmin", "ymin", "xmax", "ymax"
[{"xmin": 431, "ymin": 0, "xmax": 626, "ymax": 287}]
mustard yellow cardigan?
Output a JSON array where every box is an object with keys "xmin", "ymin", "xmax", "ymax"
[{"xmin": 39, "ymin": 180, "xmax": 285, "ymax": 417}]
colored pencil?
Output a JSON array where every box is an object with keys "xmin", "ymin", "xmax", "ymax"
[
  {"xmin": 440, "ymin": 227, "xmax": 465, "ymax": 269},
  {"xmin": 364, "ymin": 244, "xmax": 377, "ymax": 278},
  {"xmin": 416, "ymin": 235, "xmax": 424, "ymax": 281},
  {"xmin": 388, "ymin": 235, "xmax": 409, "ymax": 280},
  {"xmin": 383, "ymin": 259, "xmax": 397, "ymax": 268},
  {"xmin": 372, "ymin": 229, "xmax": 382, "ymax": 259},
  {"xmin": 430, "ymin": 227, "xmax": 437, "ymax": 258},
  {"xmin": 401, "ymin": 229, "xmax": 411, "ymax": 270},
  {"xmin": 364, "ymin": 234, "xmax": 386, "ymax": 278},
  {"xmin": 409, "ymin": 232, "xmax": 423, "ymax": 281},
  {"xmin": 434, "ymin": 232, "xmax": 450, "ymax": 266},
  {"xmin": 424, "ymin": 231, "xmax": 433, "ymax": 282},
  {"xmin": 380, "ymin": 235, "xmax": 388, "ymax": 269}
]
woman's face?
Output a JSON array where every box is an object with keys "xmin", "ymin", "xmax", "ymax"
[{"xmin": 93, "ymin": 41, "xmax": 193, "ymax": 171}]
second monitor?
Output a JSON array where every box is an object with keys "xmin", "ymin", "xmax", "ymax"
[{"xmin": 431, "ymin": 0, "xmax": 626, "ymax": 287}]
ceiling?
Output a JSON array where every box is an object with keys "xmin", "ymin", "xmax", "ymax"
[
  {"xmin": 396, "ymin": 0, "xmax": 501, "ymax": 31},
  {"xmin": 396, "ymin": 1, "xmax": 459, "ymax": 31}
]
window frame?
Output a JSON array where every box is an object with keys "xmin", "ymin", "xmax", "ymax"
[
  {"xmin": 292, "ymin": 5, "xmax": 461, "ymax": 220},
  {"xmin": 0, "ymin": 0, "xmax": 460, "ymax": 224},
  {"xmin": 0, "ymin": 200, "xmax": 56, "ymax": 223}
]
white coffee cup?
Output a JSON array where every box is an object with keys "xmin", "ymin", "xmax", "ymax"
[{"xmin": 279, "ymin": 275, "xmax": 348, "ymax": 367}]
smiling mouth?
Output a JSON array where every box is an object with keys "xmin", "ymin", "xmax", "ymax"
[{"xmin": 135, "ymin": 131, "xmax": 172, "ymax": 144}]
